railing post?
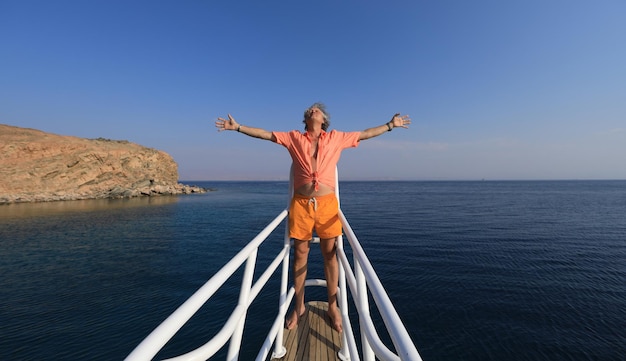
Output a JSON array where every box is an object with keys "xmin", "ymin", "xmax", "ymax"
[
  {"xmin": 272, "ymin": 168, "xmax": 294, "ymax": 359},
  {"xmin": 355, "ymin": 258, "xmax": 375, "ymax": 361},
  {"xmin": 272, "ymin": 223, "xmax": 291, "ymax": 359},
  {"xmin": 337, "ymin": 235, "xmax": 351, "ymax": 361},
  {"xmin": 334, "ymin": 172, "xmax": 350, "ymax": 361},
  {"xmin": 227, "ymin": 249, "xmax": 257, "ymax": 361}
]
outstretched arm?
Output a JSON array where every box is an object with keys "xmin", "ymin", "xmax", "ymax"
[
  {"xmin": 359, "ymin": 113, "xmax": 411, "ymax": 140},
  {"xmin": 215, "ymin": 114, "xmax": 276, "ymax": 141}
]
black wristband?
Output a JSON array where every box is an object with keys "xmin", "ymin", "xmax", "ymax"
[
  {"xmin": 387, "ymin": 122, "xmax": 393, "ymax": 131},
  {"xmin": 237, "ymin": 125, "xmax": 241, "ymax": 132}
]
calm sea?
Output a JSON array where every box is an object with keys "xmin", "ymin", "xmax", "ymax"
[{"xmin": 1, "ymin": 181, "xmax": 625, "ymax": 360}]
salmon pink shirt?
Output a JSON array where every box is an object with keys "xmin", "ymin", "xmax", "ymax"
[{"xmin": 273, "ymin": 130, "xmax": 360, "ymax": 191}]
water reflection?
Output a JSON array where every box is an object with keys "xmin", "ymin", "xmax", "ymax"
[{"xmin": 0, "ymin": 196, "xmax": 180, "ymax": 219}]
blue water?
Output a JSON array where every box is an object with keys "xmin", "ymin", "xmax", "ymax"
[{"xmin": 1, "ymin": 181, "xmax": 625, "ymax": 360}]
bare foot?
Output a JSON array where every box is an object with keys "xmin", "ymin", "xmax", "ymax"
[
  {"xmin": 285, "ymin": 308, "xmax": 305, "ymax": 330},
  {"xmin": 327, "ymin": 307, "xmax": 343, "ymax": 333}
]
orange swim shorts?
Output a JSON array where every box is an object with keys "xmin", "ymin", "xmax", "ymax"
[{"xmin": 288, "ymin": 193, "xmax": 342, "ymax": 241}]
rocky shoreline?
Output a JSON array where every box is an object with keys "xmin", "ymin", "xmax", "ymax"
[
  {"xmin": 1, "ymin": 124, "xmax": 208, "ymax": 204},
  {"xmin": 1, "ymin": 182, "xmax": 207, "ymax": 204}
]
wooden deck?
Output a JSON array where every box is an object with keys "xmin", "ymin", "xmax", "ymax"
[{"xmin": 270, "ymin": 301, "xmax": 343, "ymax": 361}]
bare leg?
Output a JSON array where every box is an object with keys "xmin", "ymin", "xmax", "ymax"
[
  {"xmin": 320, "ymin": 237, "xmax": 343, "ymax": 333},
  {"xmin": 286, "ymin": 239, "xmax": 310, "ymax": 330}
]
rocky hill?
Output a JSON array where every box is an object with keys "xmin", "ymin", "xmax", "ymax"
[{"xmin": 1, "ymin": 124, "xmax": 205, "ymax": 204}]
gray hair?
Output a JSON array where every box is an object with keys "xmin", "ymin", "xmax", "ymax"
[{"xmin": 303, "ymin": 102, "xmax": 330, "ymax": 131}]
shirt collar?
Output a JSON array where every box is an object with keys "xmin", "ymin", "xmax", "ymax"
[{"xmin": 304, "ymin": 129, "xmax": 327, "ymax": 140}]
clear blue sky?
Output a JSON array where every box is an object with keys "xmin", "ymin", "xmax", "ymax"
[{"xmin": 2, "ymin": 1, "xmax": 625, "ymax": 180}]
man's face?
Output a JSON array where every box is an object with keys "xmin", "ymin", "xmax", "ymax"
[{"xmin": 305, "ymin": 107, "xmax": 325, "ymax": 124}]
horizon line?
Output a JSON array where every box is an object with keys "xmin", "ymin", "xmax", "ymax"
[{"xmin": 180, "ymin": 178, "xmax": 626, "ymax": 182}]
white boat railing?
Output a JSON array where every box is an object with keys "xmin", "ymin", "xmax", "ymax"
[{"xmin": 126, "ymin": 172, "xmax": 422, "ymax": 361}]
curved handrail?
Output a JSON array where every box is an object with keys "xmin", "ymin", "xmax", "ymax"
[
  {"xmin": 125, "ymin": 210, "xmax": 288, "ymax": 361},
  {"xmin": 126, "ymin": 169, "xmax": 423, "ymax": 361},
  {"xmin": 339, "ymin": 210, "xmax": 423, "ymax": 361},
  {"xmin": 335, "ymin": 247, "xmax": 401, "ymax": 361}
]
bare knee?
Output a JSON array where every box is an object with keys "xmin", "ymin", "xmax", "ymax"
[
  {"xmin": 293, "ymin": 240, "xmax": 310, "ymax": 261},
  {"xmin": 320, "ymin": 238, "xmax": 337, "ymax": 261}
]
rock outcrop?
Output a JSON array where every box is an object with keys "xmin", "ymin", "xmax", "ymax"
[{"xmin": 1, "ymin": 124, "xmax": 206, "ymax": 204}]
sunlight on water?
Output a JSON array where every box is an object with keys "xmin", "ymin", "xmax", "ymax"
[{"xmin": 1, "ymin": 196, "xmax": 180, "ymax": 219}]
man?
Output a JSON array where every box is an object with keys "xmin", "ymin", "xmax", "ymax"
[{"xmin": 215, "ymin": 103, "xmax": 410, "ymax": 332}]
